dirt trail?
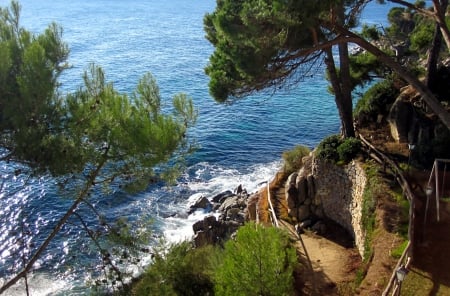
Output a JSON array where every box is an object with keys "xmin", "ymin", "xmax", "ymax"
[{"xmin": 280, "ymin": 221, "xmax": 358, "ymax": 295}]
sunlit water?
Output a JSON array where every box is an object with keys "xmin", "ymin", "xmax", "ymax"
[{"xmin": 0, "ymin": 0, "xmax": 407, "ymax": 294}]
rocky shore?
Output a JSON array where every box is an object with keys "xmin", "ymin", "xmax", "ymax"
[{"xmin": 188, "ymin": 186, "xmax": 255, "ymax": 247}]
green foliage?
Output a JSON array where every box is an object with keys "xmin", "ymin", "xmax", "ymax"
[
  {"xmin": 0, "ymin": 1, "xmax": 69, "ymax": 171},
  {"xmin": 204, "ymin": 0, "xmax": 340, "ymax": 101},
  {"xmin": 354, "ymin": 78, "xmax": 399, "ymax": 126},
  {"xmin": 316, "ymin": 134, "xmax": 342, "ymax": 163},
  {"xmin": 133, "ymin": 241, "xmax": 215, "ymax": 296},
  {"xmin": 409, "ymin": 17, "xmax": 434, "ymax": 53},
  {"xmin": 214, "ymin": 222, "xmax": 297, "ymax": 296},
  {"xmin": 386, "ymin": 7, "xmax": 415, "ymax": 40},
  {"xmin": 316, "ymin": 135, "xmax": 362, "ymax": 164},
  {"xmin": 0, "ymin": 2, "xmax": 198, "ymax": 291},
  {"xmin": 361, "ymin": 163, "xmax": 383, "ymax": 261},
  {"xmin": 360, "ymin": 24, "xmax": 380, "ymax": 41},
  {"xmin": 349, "ymin": 51, "xmax": 385, "ymax": 88},
  {"xmin": 337, "ymin": 137, "xmax": 362, "ymax": 163},
  {"xmin": 391, "ymin": 240, "xmax": 408, "ymax": 259},
  {"xmin": 282, "ymin": 145, "xmax": 310, "ymax": 173}
]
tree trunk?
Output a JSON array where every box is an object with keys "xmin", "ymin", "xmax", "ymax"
[
  {"xmin": 426, "ymin": 23, "xmax": 443, "ymax": 90},
  {"xmin": 433, "ymin": 0, "xmax": 450, "ymax": 52},
  {"xmin": 332, "ymin": 25, "xmax": 450, "ymax": 131},
  {"xmin": 337, "ymin": 5, "xmax": 355, "ymax": 138},
  {"xmin": 324, "ymin": 47, "xmax": 354, "ymax": 138}
]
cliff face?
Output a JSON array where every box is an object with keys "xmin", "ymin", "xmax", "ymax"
[{"xmin": 286, "ymin": 157, "xmax": 368, "ymax": 257}]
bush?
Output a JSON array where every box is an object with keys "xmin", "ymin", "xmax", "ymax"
[
  {"xmin": 316, "ymin": 135, "xmax": 343, "ymax": 162},
  {"xmin": 214, "ymin": 223, "xmax": 297, "ymax": 296},
  {"xmin": 337, "ymin": 137, "xmax": 362, "ymax": 163},
  {"xmin": 316, "ymin": 135, "xmax": 362, "ymax": 164},
  {"xmin": 133, "ymin": 241, "xmax": 215, "ymax": 296},
  {"xmin": 282, "ymin": 145, "xmax": 310, "ymax": 173},
  {"xmin": 354, "ymin": 79, "xmax": 399, "ymax": 126}
]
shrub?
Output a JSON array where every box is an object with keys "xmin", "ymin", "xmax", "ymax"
[
  {"xmin": 282, "ymin": 145, "xmax": 311, "ymax": 173},
  {"xmin": 133, "ymin": 241, "xmax": 215, "ymax": 296},
  {"xmin": 214, "ymin": 222, "xmax": 297, "ymax": 296},
  {"xmin": 337, "ymin": 137, "xmax": 362, "ymax": 163},
  {"xmin": 316, "ymin": 134, "xmax": 342, "ymax": 162},
  {"xmin": 354, "ymin": 79, "xmax": 399, "ymax": 126}
]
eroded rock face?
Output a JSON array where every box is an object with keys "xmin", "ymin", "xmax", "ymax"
[
  {"xmin": 285, "ymin": 156, "xmax": 368, "ymax": 257},
  {"xmin": 387, "ymin": 91, "xmax": 416, "ymax": 143}
]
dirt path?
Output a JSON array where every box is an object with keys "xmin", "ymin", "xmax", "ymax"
[{"xmin": 280, "ymin": 221, "xmax": 358, "ymax": 295}]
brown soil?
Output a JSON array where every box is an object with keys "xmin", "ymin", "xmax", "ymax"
[{"xmin": 280, "ymin": 220, "xmax": 360, "ymax": 295}]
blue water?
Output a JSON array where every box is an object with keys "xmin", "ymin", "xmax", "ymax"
[{"xmin": 0, "ymin": 0, "xmax": 404, "ymax": 294}]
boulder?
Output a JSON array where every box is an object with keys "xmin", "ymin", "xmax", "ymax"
[
  {"xmin": 286, "ymin": 183, "xmax": 298, "ymax": 208},
  {"xmin": 192, "ymin": 215, "xmax": 218, "ymax": 233},
  {"xmin": 311, "ymin": 220, "xmax": 327, "ymax": 235},
  {"xmin": 218, "ymin": 195, "xmax": 246, "ymax": 212},
  {"xmin": 306, "ymin": 174, "xmax": 315, "ymax": 199},
  {"xmin": 387, "ymin": 92, "xmax": 416, "ymax": 143},
  {"xmin": 211, "ymin": 190, "xmax": 234, "ymax": 203},
  {"xmin": 188, "ymin": 195, "xmax": 212, "ymax": 214},
  {"xmin": 297, "ymin": 205, "xmax": 311, "ymax": 221},
  {"xmin": 297, "ymin": 176, "xmax": 308, "ymax": 204}
]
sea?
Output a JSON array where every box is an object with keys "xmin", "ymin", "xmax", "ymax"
[{"xmin": 0, "ymin": 0, "xmax": 408, "ymax": 295}]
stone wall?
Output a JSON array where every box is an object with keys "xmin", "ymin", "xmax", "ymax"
[{"xmin": 286, "ymin": 156, "xmax": 367, "ymax": 256}]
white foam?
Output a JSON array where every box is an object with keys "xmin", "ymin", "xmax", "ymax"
[
  {"xmin": 0, "ymin": 273, "xmax": 69, "ymax": 296},
  {"xmin": 160, "ymin": 160, "xmax": 282, "ymax": 244},
  {"xmin": 186, "ymin": 160, "xmax": 282, "ymax": 196}
]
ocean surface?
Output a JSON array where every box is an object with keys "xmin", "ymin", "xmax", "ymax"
[{"xmin": 0, "ymin": 0, "xmax": 405, "ymax": 294}]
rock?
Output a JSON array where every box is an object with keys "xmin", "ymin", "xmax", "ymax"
[
  {"xmin": 218, "ymin": 195, "xmax": 246, "ymax": 212},
  {"xmin": 297, "ymin": 205, "xmax": 311, "ymax": 221},
  {"xmin": 297, "ymin": 176, "xmax": 308, "ymax": 204},
  {"xmin": 193, "ymin": 215, "xmax": 243, "ymax": 248},
  {"xmin": 311, "ymin": 220, "xmax": 327, "ymax": 235},
  {"xmin": 307, "ymin": 174, "xmax": 315, "ymax": 199},
  {"xmin": 387, "ymin": 92, "xmax": 416, "ymax": 143},
  {"xmin": 288, "ymin": 208, "xmax": 297, "ymax": 219},
  {"xmin": 192, "ymin": 215, "xmax": 217, "ymax": 232},
  {"xmin": 287, "ymin": 172, "xmax": 298, "ymax": 185},
  {"xmin": 193, "ymin": 186, "xmax": 249, "ymax": 247},
  {"xmin": 225, "ymin": 208, "xmax": 246, "ymax": 223},
  {"xmin": 211, "ymin": 190, "xmax": 234, "ymax": 203},
  {"xmin": 234, "ymin": 184, "xmax": 243, "ymax": 195},
  {"xmin": 286, "ymin": 183, "xmax": 298, "ymax": 208},
  {"xmin": 300, "ymin": 219, "xmax": 312, "ymax": 228},
  {"xmin": 188, "ymin": 195, "xmax": 212, "ymax": 214}
]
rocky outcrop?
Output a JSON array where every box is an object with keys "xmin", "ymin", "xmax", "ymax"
[
  {"xmin": 387, "ymin": 85, "xmax": 445, "ymax": 149},
  {"xmin": 387, "ymin": 88, "xmax": 418, "ymax": 143},
  {"xmin": 285, "ymin": 157, "xmax": 368, "ymax": 256},
  {"xmin": 191, "ymin": 187, "xmax": 250, "ymax": 248}
]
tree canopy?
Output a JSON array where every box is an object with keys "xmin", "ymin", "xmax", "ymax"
[
  {"xmin": 205, "ymin": 0, "xmax": 450, "ymax": 134},
  {"xmin": 204, "ymin": 0, "xmax": 336, "ymax": 102},
  {"xmin": 0, "ymin": 1, "xmax": 197, "ymax": 293}
]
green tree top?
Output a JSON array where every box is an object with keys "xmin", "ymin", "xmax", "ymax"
[
  {"xmin": 0, "ymin": 1, "xmax": 197, "ymax": 293},
  {"xmin": 214, "ymin": 222, "xmax": 297, "ymax": 296}
]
